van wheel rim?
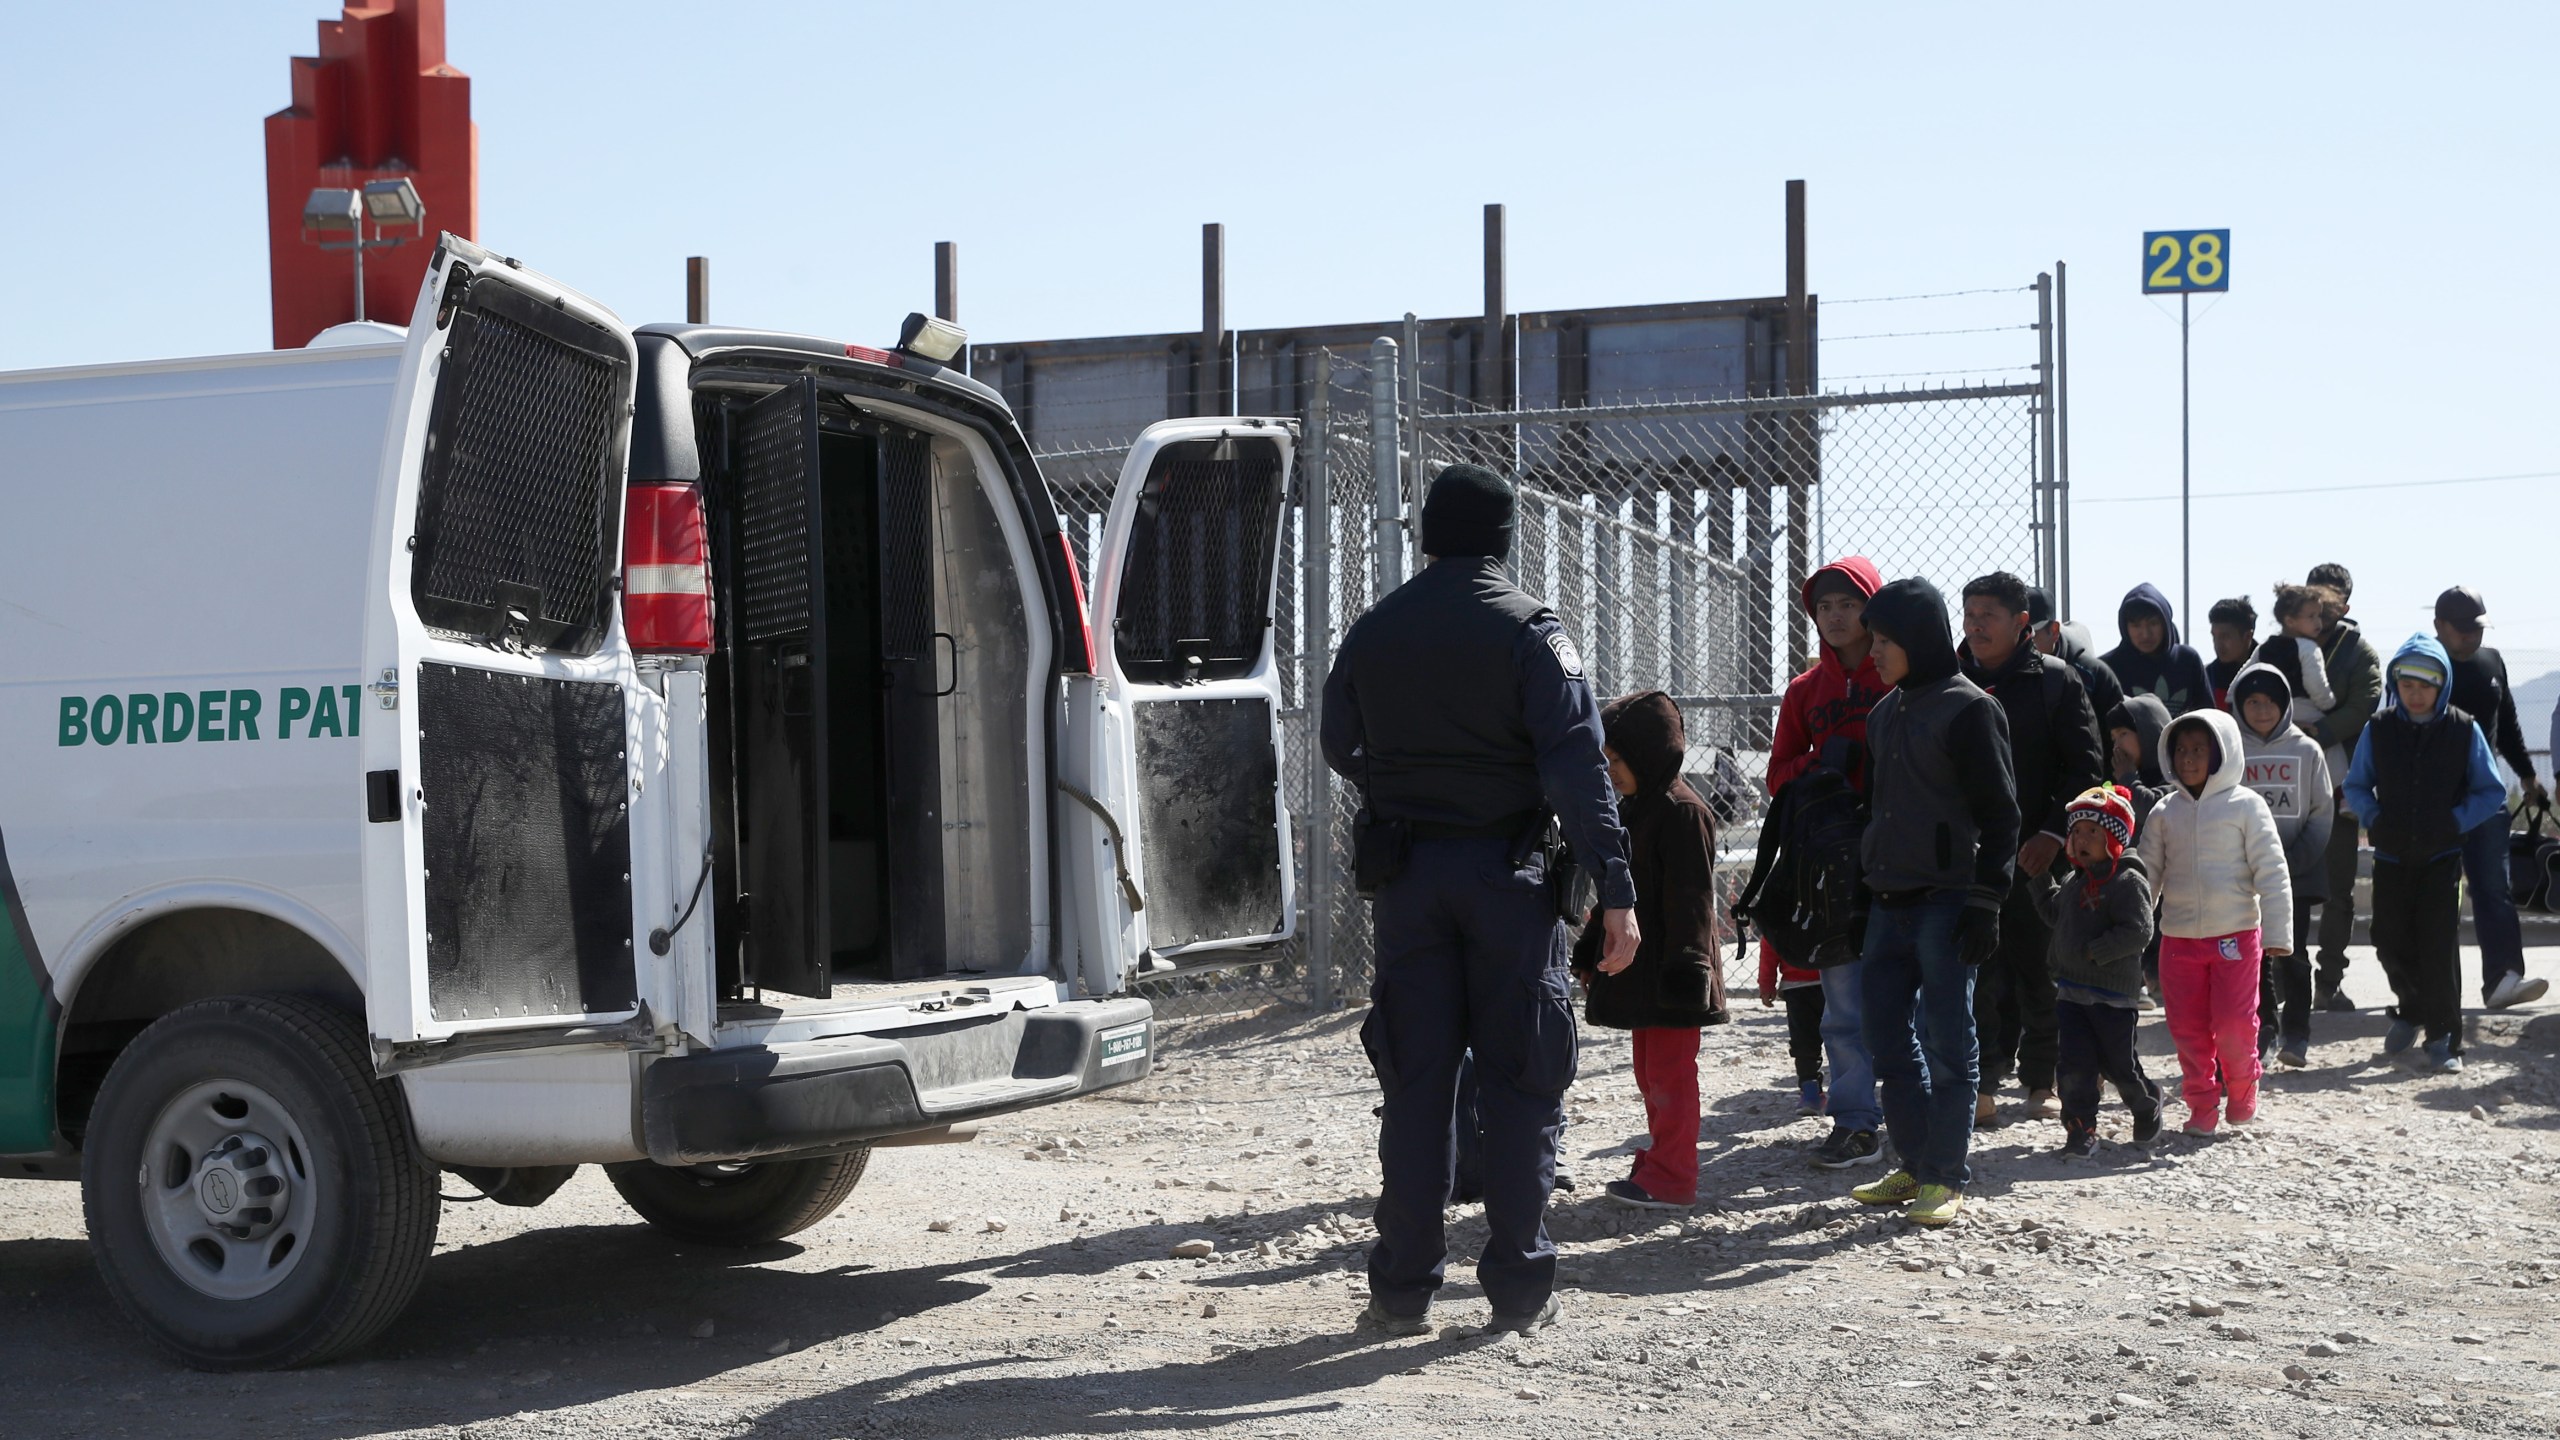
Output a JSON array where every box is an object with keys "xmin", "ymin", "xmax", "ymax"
[{"xmin": 136, "ymin": 1080, "xmax": 319, "ymax": 1301}]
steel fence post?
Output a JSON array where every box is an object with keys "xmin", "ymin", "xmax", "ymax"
[
  {"xmin": 1304, "ymin": 359, "xmax": 1335, "ymax": 1011},
  {"xmin": 1371, "ymin": 337, "xmax": 1403, "ymax": 597},
  {"xmin": 2056, "ymin": 261, "xmax": 2072, "ymax": 619},
  {"xmin": 2036, "ymin": 272, "xmax": 2057, "ymax": 593}
]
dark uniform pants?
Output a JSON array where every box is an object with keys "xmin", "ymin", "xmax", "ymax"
[
  {"xmin": 1973, "ymin": 876, "xmax": 2059, "ymax": 1096},
  {"xmin": 1361, "ymin": 837, "xmax": 1577, "ymax": 1319}
]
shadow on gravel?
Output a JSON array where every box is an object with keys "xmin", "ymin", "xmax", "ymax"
[{"xmin": 751, "ymin": 1319, "xmax": 1506, "ymax": 1438}]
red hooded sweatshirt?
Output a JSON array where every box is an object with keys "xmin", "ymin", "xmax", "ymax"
[{"xmin": 1759, "ymin": 555, "xmax": 1887, "ymax": 992}]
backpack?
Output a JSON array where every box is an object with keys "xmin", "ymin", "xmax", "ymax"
[
  {"xmin": 1731, "ymin": 766, "xmax": 1870, "ymax": 970},
  {"xmin": 2511, "ymin": 799, "xmax": 2559, "ymax": 912}
]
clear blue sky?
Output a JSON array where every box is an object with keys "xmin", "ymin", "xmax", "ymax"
[{"xmin": 5, "ymin": 3, "xmax": 2554, "ymax": 692}]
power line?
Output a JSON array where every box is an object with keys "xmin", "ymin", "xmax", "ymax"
[{"xmin": 2079, "ymin": 469, "xmax": 2560, "ymax": 505}]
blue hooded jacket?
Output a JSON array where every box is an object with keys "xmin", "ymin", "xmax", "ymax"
[
  {"xmin": 2100, "ymin": 583, "xmax": 2216, "ymax": 717},
  {"xmin": 2343, "ymin": 631, "xmax": 2506, "ymax": 859}
]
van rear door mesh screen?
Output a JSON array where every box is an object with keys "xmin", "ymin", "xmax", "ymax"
[
  {"xmin": 1113, "ymin": 436, "xmax": 1284, "ymax": 684},
  {"xmin": 419, "ymin": 663, "xmax": 635, "ymax": 1022},
  {"xmin": 736, "ymin": 380, "xmax": 821, "ymax": 643},
  {"xmin": 411, "ymin": 275, "xmax": 629, "ymax": 654},
  {"xmin": 878, "ymin": 429, "xmax": 934, "ymax": 660}
]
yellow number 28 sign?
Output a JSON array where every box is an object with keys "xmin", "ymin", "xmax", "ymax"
[{"xmin": 2142, "ymin": 229, "xmax": 2230, "ymax": 294}]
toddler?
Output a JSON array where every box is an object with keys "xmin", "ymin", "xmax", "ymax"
[{"xmin": 2032, "ymin": 786, "xmax": 2165, "ymax": 1155}]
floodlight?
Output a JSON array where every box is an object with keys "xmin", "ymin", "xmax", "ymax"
[
  {"xmin": 897, "ymin": 312, "xmax": 967, "ymax": 364},
  {"xmin": 362, "ymin": 177, "xmax": 425, "ymax": 227},
  {"xmin": 302, "ymin": 187, "xmax": 362, "ymax": 232}
]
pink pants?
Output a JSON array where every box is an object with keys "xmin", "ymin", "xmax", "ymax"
[
  {"xmin": 2159, "ymin": 930, "xmax": 2262, "ymax": 1126},
  {"xmin": 1630, "ymin": 1027, "xmax": 1701, "ymax": 1203}
]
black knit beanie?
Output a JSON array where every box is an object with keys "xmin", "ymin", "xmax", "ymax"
[{"xmin": 1420, "ymin": 464, "xmax": 1515, "ymax": 561}]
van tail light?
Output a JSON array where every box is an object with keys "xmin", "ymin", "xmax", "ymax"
[
  {"xmin": 1058, "ymin": 530, "xmax": 1095, "ymax": 673},
  {"xmin": 623, "ymin": 482, "xmax": 714, "ymax": 654}
]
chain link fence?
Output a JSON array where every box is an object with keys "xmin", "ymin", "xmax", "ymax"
[{"xmin": 1026, "ymin": 283, "xmax": 2063, "ymax": 1021}]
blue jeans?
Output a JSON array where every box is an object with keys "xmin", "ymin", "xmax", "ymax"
[
  {"xmin": 1818, "ymin": 960, "xmax": 1881, "ymax": 1132},
  {"xmin": 1859, "ymin": 895, "xmax": 1980, "ymax": 1190},
  {"xmin": 2460, "ymin": 813, "xmax": 2525, "ymax": 999}
]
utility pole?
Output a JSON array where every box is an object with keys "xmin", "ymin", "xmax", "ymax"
[{"xmin": 2180, "ymin": 290, "xmax": 2191, "ymax": 625}]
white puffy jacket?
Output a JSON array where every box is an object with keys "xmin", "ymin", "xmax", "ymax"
[{"xmin": 2138, "ymin": 709, "xmax": 2296, "ymax": 951}]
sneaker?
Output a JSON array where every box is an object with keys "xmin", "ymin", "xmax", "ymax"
[
  {"xmin": 2059, "ymin": 1126, "xmax": 2097, "ymax": 1158},
  {"xmin": 2138, "ymin": 988, "xmax": 2162, "ymax": 1012},
  {"xmin": 2027, "ymin": 1088, "xmax": 2061, "ymax": 1121},
  {"xmin": 2422, "ymin": 1037, "xmax": 2463, "ymax": 1075},
  {"xmin": 2131, "ymin": 1107, "xmax": 2165, "ymax": 1145},
  {"xmin": 1975, "ymin": 1092, "xmax": 1998, "ymax": 1126},
  {"xmin": 1796, "ymin": 1079, "xmax": 1827, "ymax": 1116},
  {"xmin": 1906, "ymin": 1184, "xmax": 1965, "ymax": 1228},
  {"xmin": 2488, "ymin": 973, "xmax": 2550, "ymax": 1010},
  {"xmin": 2318, "ymin": 984, "xmax": 2357, "ymax": 1013},
  {"xmin": 1359, "ymin": 1301, "xmax": 1430, "ymax": 1336},
  {"xmin": 2181, "ymin": 1113, "xmax": 2218, "ymax": 1138},
  {"xmin": 1852, "ymin": 1169, "xmax": 1923, "ymax": 1206},
  {"xmin": 2383, "ymin": 1018, "xmax": 2418, "ymax": 1057},
  {"xmin": 1813, "ymin": 1128, "xmax": 1883, "ymax": 1170},
  {"xmin": 1603, "ymin": 1178, "xmax": 1688, "ymax": 1211},
  {"xmin": 2227, "ymin": 1104, "xmax": 2259, "ymax": 1127},
  {"xmin": 2259, "ymin": 1044, "xmax": 2281, "ymax": 1073},
  {"xmin": 2278, "ymin": 1045, "xmax": 2308, "ymax": 1070},
  {"xmin": 1483, "ymin": 1295, "xmax": 1560, "ymax": 1335}
]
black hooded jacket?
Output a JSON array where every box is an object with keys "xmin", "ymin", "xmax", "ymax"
[
  {"xmin": 1858, "ymin": 579, "xmax": 2020, "ymax": 910},
  {"xmin": 1573, "ymin": 693, "xmax": 1726, "ymax": 1030},
  {"xmin": 2052, "ymin": 621, "xmax": 2125, "ymax": 719},
  {"xmin": 2106, "ymin": 694, "xmax": 2174, "ymax": 825},
  {"xmin": 2102, "ymin": 583, "xmax": 2216, "ymax": 717},
  {"xmin": 1960, "ymin": 633, "xmax": 2105, "ymax": 846}
]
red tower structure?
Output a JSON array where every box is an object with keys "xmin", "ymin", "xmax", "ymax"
[{"xmin": 264, "ymin": 0, "xmax": 476, "ymax": 349}]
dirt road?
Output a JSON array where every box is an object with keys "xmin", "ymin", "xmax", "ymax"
[{"xmin": 5, "ymin": 947, "xmax": 2558, "ymax": 1439}]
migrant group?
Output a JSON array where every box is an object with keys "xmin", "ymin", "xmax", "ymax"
[{"xmin": 1575, "ymin": 562, "xmax": 2544, "ymax": 1230}]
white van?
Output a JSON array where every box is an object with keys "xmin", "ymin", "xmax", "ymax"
[{"xmin": 0, "ymin": 236, "xmax": 1297, "ymax": 1368}]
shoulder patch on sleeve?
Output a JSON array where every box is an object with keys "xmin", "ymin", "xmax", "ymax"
[{"xmin": 1545, "ymin": 630, "xmax": 1585, "ymax": 679}]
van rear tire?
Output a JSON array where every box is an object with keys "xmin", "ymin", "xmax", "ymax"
[
  {"xmin": 603, "ymin": 1150, "xmax": 870, "ymax": 1246},
  {"xmin": 81, "ymin": 995, "xmax": 440, "ymax": 1370}
]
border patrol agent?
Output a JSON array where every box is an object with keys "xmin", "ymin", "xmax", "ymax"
[{"xmin": 1321, "ymin": 463, "xmax": 1640, "ymax": 1335}]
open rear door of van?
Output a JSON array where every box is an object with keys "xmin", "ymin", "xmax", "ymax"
[
  {"xmin": 358, "ymin": 235, "xmax": 645, "ymax": 1050},
  {"xmin": 1072, "ymin": 419, "xmax": 1297, "ymax": 992}
]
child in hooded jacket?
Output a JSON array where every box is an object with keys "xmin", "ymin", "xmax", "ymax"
[
  {"xmin": 2343, "ymin": 634, "xmax": 2509, "ymax": 1075},
  {"xmin": 2138, "ymin": 710, "xmax": 2294, "ymax": 1135},
  {"xmin": 2227, "ymin": 661, "xmax": 2336, "ymax": 1068},
  {"xmin": 2103, "ymin": 584, "xmax": 2216, "ymax": 717},
  {"xmin": 1574, "ymin": 692, "xmax": 1723, "ymax": 1209},
  {"xmin": 1762, "ymin": 556, "xmax": 1890, "ymax": 1168},
  {"xmin": 2032, "ymin": 785, "xmax": 2164, "ymax": 1155}
]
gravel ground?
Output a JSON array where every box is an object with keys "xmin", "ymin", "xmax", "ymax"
[{"xmin": 5, "ymin": 944, "xmax": 2558, "ymax": 1440}]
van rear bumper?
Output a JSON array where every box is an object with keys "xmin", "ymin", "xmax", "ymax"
[{"xmin": 638, "ymin": 997, "xmax": 1153, "ymax": 1165}]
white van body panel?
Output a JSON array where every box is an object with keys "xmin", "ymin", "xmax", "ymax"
[
  {"xmin": 400, "ymin": 1045, "xmax": 646, "ymax": 1166},
  {"xmin": 0, "ymin": 344, "xmax": 401, "ymax": 1010}
]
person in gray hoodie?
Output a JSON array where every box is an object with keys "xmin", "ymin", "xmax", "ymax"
[{"xmin": 2228, "ymin": 661, "xmax": 2336, "ymax": 1068}]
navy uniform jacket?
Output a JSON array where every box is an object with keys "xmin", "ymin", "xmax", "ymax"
[{"xmin": 1320, "ymin": 557, "xmax": 1636, "ymax": 910}]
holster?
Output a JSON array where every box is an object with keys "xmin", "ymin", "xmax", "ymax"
[
  {"xmin": 1538, "ymin": 816, "xmax": 1597, "ymax": 924},
  {"xmin": 1353, "ymin": 812, "xmax": 1411, "ymax": 898}
]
